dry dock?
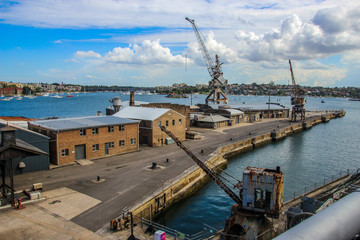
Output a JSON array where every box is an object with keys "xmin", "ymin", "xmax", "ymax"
[{"xmin": 0, "ymin": 110, "xmax": 345, "ymax": 240}]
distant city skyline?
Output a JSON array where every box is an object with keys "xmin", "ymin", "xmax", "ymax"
[{"xmin": 1, "ymin": 0, "xmax": 359, "ymax": 87}]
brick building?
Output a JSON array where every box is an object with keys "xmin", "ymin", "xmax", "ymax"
[
  {"xmin": 0, "ymin": 87, "xmax": 23, "ymax": 96},
  {"xmin": 28, "ymin": 116, "xmax": 139, "ymax": 165},
  {"xmin": 140, "ymin": 103, "xmax": 191, "ymax": 130},
  {"xmin": 113, "ymin": 107, "xmax": 186, "ymax": 147}
]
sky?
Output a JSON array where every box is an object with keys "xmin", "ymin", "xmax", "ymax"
[{"xmin": 0, "ymin": 0, "xmax": 359, "ymax": 87}]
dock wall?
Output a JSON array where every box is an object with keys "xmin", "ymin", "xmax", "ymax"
[{"xmin": 128, "ymin": 111, "xmax": 345, "ymax": 221}]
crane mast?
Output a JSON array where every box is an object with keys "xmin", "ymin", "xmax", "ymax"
[
  {"xmin": 289, "ymin": 60, "xmax": 306, "ymax": 122},
  {"xmin": 185, "ymin": 17, "xmax": 229, "ymax": 104}
]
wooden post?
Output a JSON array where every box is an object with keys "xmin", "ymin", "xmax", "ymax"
[
  {"xmin": 9, "ymin": 159, "xmax": 14, "ymax": 206},
  {"xmin": 0, "ymin": 162, "xmax": 6, "ymax": 198}
]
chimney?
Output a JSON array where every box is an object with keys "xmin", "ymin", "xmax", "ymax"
[
  {"xmin": 130, "ymin": 91, "xmax": 135, "ymax": 106},
  {"xmin": 97, "ymin": 111, "xmax": 103, "ymax": 116},
  {"xmin": 0, "ymin": 126, "xmax": 17, "ymax": 147}
]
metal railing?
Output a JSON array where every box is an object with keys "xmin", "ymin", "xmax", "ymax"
[
  {"xmin": 138, "ymin": 217, "xmax": 222, "ymax": 240},
  {"xmin": 283, "ymin": 168, "xmax": 359, "ymax": 201}
]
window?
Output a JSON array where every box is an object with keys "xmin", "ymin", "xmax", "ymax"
[
  {"xmin": 61, "ymin": 149, "xmax": 69, "ymax": 157},
  {"xmin": 179, "ymin": 119, "xmax": 182, "ymax": 125},
  {"xmin": 166, "ymin": 120, "xmax": 169, "ymax": 126},
  {"xmin": 107, "ymin": 142, "xmax": 114, "ymax": 148},
  {"xmin": 158, "ymin": 121, "xmax": 161, "ymax": 127},
  {"xmin": 172, "ymin": 120, "xmax": 175, "ymax": 126},
  {"xmin": 119, "ymin": 140, "xmax": 125, "ymax": 146},
  {"xmin": 108, "ymin": 126, "xmax": 114, "ymax": 132},
  {"xmin": 92, "ymin": 128, "xmax": 98, "ymax": 135},
  {"xmin": 92, "ymin": 144, "xmax": 99, "ymax": 151},
  {"xmin": 80, "ymin": 129, "xmax": 86, "ymax": 136},
  {"xmin": 130, "ymin": 138, "xmax": 136, "ymax": 145},
  {"xmin": 119, "ymin": 125, "xmax": 125, "ymax": 131}
]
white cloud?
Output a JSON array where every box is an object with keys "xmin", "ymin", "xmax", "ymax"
[
  {"xmin": 75, "ymin": 50, "xmax": 101, "ymax": 58},
  {"xmin": 0, "ymin": 0, "xmax": 352, "ymax": 30},
  {"xmin": 86, "ymin": 74, "xmax": 97, "ymax": 79},
  {"xmin": 104, "ymin": 39, "xmax": 187, "ymax": 65},
  {"xmin": 186, "ymin": 31, "xmax": 238, "ymax": 66},
  {"xmin": 234, "ymin": 6, "xmax": 360, "ymax": 62},
  {"xmin": 341, "ymin": 50, "xmax": 360, "ymax": 66}
]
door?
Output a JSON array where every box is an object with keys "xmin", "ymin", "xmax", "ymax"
[
  {"xmin": 75, "ymin": 144, "xmax": 86, "ymax": 160},
  {"xmin": 142, "ymin": 135, "xmax": 148, "ymax": 145},
  {"xmin": 105, "ymin": 143, "xmax": 109, "ymax": 155}
]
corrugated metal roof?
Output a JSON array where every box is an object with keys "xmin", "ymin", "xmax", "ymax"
[
  {"xmin": 229, "ymin": 103, "xmax": 288, "ymax": 111},
  {"xmin": 0, "ymin": 119, "xmax": 50, "ymax": 139},
  {"xmin": 113, "ymin": 106, "xmax": 171, "ymax": 121},
  {"xmin": 29, "ymin": 116, "xmax": 138, "ymax": 131},
  {"xmin": 226, "ymin": 109, "xmax": 244, "ymax": 115},
  {"xmin": 199, "ymin": 115, "xmax": 230, "ymax": 123}
]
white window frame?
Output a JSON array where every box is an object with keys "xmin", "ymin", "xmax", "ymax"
[{"xmin": 61, "ymin": 149, "xmax": 69, "ymax": 157}]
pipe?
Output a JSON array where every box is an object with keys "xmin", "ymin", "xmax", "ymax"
[{"xmin": 274, "ymin": 189, "xmax": 360, "ymax": 240}]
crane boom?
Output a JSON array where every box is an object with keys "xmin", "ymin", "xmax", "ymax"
[
  {"xmin": 160, "ymin": 126, "xmax": 242, "ymax": 205},
  {"xmin": 185, "ymin": 17, "xmax": 227, "ymax": 86},
  {"xmin": 288, "ymin": 60, "xmax": 298, "ymax": 97},
  {"xmin": 185, "ymin": 17, "xmax": 215, "ymax": 79}
]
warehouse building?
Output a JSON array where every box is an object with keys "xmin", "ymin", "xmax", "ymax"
[
  {"xmin": 230, "ymin": 103, "xmax": 290, "ymax": 120},
  {"xmin": 196, "ymin": 115, "xmax": 231, "ymax": 129},
  {"xmin": 113, "ymin": 107, "xmax": 186, "ymax": 147},
  {"xmin": 0, "ymin": 120, "xmax": 50, "ymax": 174},
  {"xmin": 204, "ymin": 107, "xmax": 245, "ymax": 125},
  {"xmin": 28, "ymin": 116, "xmax": 139, "ymax": 165}
]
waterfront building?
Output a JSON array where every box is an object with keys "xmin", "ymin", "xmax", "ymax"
[
  {"xmin": 196, "ymin": 115, "xmax": 231, "ymax": 128},
  {"xmin": 204, "ymin": 107, "xmax": 245, "ymax": 125},
  {"xmin": 0, "ymin": 120, "xmax": 50, "ymax": 174},
  {"xmin": 113, "ymin": 106, "xmax": 186, "ymax": 147},
  {"xmin": 229, "ymin": 103, "xmax": 290, "ymax": 120},
  {"xmin": 0, "ymin": 87, "xmax": 23, "ymax": 96},
  {"xmin": 140, "ymin": 103, "xmax": 191, "ymax": 130},
  {"xmin": 28, "ymin": 116, "xmax": 139, "ymax": 165}
]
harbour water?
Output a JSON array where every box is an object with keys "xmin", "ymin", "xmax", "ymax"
[{"xmin": 1, "ymin": 92, "xmax": 359, "ymax": 234}]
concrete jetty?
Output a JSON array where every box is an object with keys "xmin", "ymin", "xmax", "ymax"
[{"xmin": 0, "ymin": 110, "xmax": 345, "ymax": 240}]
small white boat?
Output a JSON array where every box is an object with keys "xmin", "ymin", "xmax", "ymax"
[
  {"xmin": 0, "ymin": 97, "xmax": 12, "ymax": 101},
  {"xmin": 42, "ymin": 92, "xmax": 50, "ymax": 97},
  {"xmin": 51, "ymin": 94, "xmax": 63, "ymax": 98},
  {"xmin": 15, "ymin": 97, "xmax": 22, "ymax": 100},
  {"xmin": 25, "ymin": 95, "xmax": 36, "ymax": 99}
]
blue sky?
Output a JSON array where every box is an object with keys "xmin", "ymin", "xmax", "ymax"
[{"xmin": 1, "ymin": 0, "xmax": 359, "ymax": 87}]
